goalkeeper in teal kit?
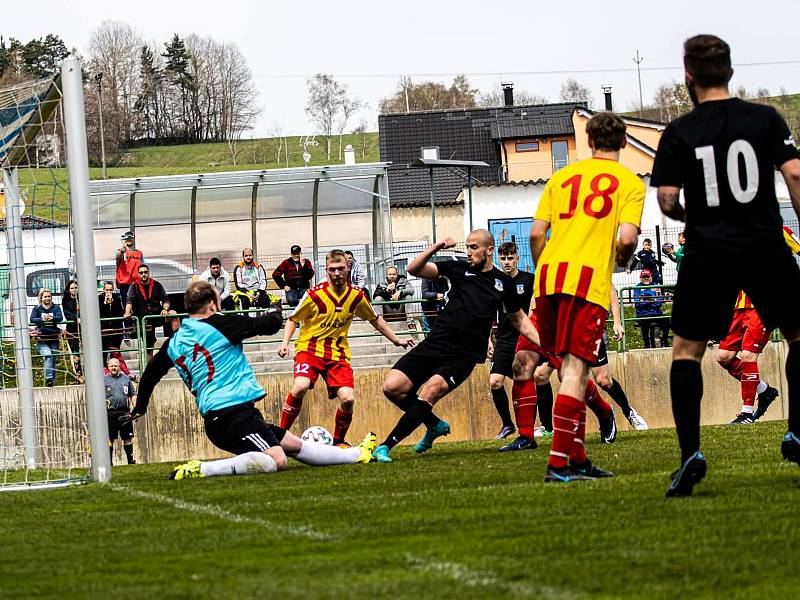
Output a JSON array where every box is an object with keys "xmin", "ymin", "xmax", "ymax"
[{"xmin": 131, "ymin": 281, "xmax": 376, "ymax": 479}]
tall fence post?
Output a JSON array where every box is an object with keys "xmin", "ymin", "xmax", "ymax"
[{"xmin": 2, "ymin": 166, "xmax": 38, "ymax": 468}]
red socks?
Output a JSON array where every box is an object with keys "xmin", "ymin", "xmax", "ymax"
[
  {"xmin": 721, "ymin": 357, "xmax": 744, "ymax": 380},
  {"xmin": 333, "ymin": 408, "xmax": 353, "ymax": 444},
  {"xmin": 280, "ymin": 393, "xmax": 303, "ymax": 429},
  {"xmin": 741, "ymin": 361, "xmax": 759, "ymax": 411},
  {"xmin": 549, "ymin": 394, "xmax": 583, "ymax": 468},
  {"xmin": 584, "ymin": 379, "xmax": 612, "ymax": 419},
  {"xmin": 511, "ymin": 379, "xmax": 538, "ymax": 439},
  {"xmin": 569, "ymin": 403, "xmax": 588, "ymax": 465}
]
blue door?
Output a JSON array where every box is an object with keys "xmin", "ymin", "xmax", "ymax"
[{"xmin": 489, "ymin": 218, "xmax": 535, "ymax": 273}]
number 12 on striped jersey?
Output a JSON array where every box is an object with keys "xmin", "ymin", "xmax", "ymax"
[{"xmin": 558, "ymin": 173, "xmax": 619, "ymax": 219}]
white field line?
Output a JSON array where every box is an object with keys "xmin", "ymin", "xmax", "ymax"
[
  {"xmin": 404, "ymin": 553, "xmax": 582, "ymax": 600},
  {"xmin": 110, "ymin": 483, "xmax": 333, "ymax": 541}
]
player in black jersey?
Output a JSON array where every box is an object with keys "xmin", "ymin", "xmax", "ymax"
[
  {"xmin": 488, "ymin": 242, "xmax": 535, "ymax": 439},
  {"xmin": 652, "ymin": 35, "xmax": 800, "ymax": 496},
  {"xmin": 372, "ymin": 230, "xmax": 541, "ymax": 463}
]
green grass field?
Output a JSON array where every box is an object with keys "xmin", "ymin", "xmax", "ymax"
[{"xmin": 2, "ymin": 421, "xmax": 799, "ymax": 598}]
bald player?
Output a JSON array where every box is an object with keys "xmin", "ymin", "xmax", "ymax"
[{"xmin": 373, "ymin": 230, "xmax": 541, "ymax": 463}]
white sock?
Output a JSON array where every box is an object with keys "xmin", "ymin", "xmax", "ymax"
[
  {"xmin": 200, "ymin": 451, "xmax": 277, "ymax": 477},
  {"xmin": 295, "ymin": 441, "xmax": 360, "ymax": 466},
  {"xmin": 756, "ymin": 380, "xmax": 768, "ymax": 394}
]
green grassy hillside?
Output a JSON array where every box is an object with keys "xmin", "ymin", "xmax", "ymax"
[{"xmin": 120, "ymin": 132, "xmax": 380, "ymax": 171}]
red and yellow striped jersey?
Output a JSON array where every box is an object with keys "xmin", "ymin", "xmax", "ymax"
[
  {"xmin": 735, "ymin": 226, "xmax": 800, "ymax": 309},
  {"xmin": 290, "ymin": 282, "xmax": 377, "ymax": 363},
  {"xmin": 534, "ymin": 157, "xmax": 645, "ymax": 309}
]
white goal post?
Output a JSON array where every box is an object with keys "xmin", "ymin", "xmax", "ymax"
[{"xmin": 1, "ymin": 58, "xmax": 111, "ymax": 487}]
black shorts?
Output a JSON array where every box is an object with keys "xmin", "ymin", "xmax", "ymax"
[
  {"xmin": 108, "ymin": 409, "xmax": 134, "ymax": 441},
  {"xmin": 672, "ymin": 247, "xmax": 800, "ymax": 341},
  {"xmin": 392, "ymin": 337, "xmax": 477, "ymax": 392},
  {"xmin": 203, "ymin": 402, "xmax": 286, "ymax": 455},
  {"xmin": 490, "ymin": 338, "xmax": 516, "ymax": 378},
  {"xmin": 593, "ymin": 336, "xmax": 608, "ymax": 368}
]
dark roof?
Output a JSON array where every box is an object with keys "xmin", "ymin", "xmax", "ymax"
[
  {"xmin": 0, "ymin": 215, "xmax": 68, "ymax": 230},
  {"xmin": 380, "ymin": 102, "xmax": 585, "ymax": 207}
]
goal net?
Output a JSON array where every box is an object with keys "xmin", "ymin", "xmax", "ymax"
[{"xmin": 1, "ymin": 61, "xmax": 111, "ymax": 489}]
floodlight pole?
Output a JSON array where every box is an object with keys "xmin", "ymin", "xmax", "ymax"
[
  {"xmin": 2, "ymin": 166, "xmax": 38, "ymax": 469},
  {"xmin": 95, "ymin": 73, "xmax": 107, "ymax": 179},
  {"xmin": 429, "ymin": 166, "xmax": 436, "ymax": 243},
  {"xmin": 62, "ymin": 59, "xmax": 112, "ymax": 483}
]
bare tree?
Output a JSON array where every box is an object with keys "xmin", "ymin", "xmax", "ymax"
[
  {"xmin": 559, "ymin": 78, "xmax": 593, "ymax": 106},
  {"xmin": 267, "ymin": 122, "xmax": 286, "ymax": 164},
  {"xmin": 380, "ymin": 75, "xmax": 480, "ymax": 113},
  {"xmin": 352, "ymin": 120, "xmax": 373, "ymax": 159},
  {"xmin": 652, "ymin": 80, "xmax": 691, "ymax": 122},
  {"xmin": 86, "ymin": 21, "xmax": 144, "ymax": 145},
  {"xmin": 337, "ymin": 96, "xmax": 363, "ymax": 160},
  {"xmin": 306, "ymin": 73, "xmax": 347, "ymax": 160}
]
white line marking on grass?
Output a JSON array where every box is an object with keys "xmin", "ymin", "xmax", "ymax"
[
  {"xmin": 110, "ymin": 484, "xmax": 333, "ymax": 541},
  {"xmin": 404, "ymin": 553, "xmax": 581, "ymax": 599}
]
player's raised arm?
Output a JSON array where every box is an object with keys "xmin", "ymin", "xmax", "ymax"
[
  {"xmin": 507, "ymin": 309, "xmax": 540, "ymax": 347},
  {"xmin": 616, "ymin": 223, "xmax": 640, "ymax": 267},
  {"xmin": 407, "ymin": 238, "xmax": 456, "ymax": 279},
  {"xmin": 368, "ymin": 315, "xmax": 415, "ymax": 348},
  {"xmin": 130, "ymin": 341, "xmax": 174, "ymax": 419},
  {"xmin": 780, "ymin": 159, "xmax": 800, "ymax": 220},
  {"xmin": 530, "ymin": 219, "xmax": 549, "ymax": 266},
  {"xmin": 278, "ymin": 318, "xmax": 298, "ymax": 358}
]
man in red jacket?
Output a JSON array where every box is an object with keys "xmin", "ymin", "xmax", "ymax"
[
  {"xmin": 115, "ymin": 231, "xmax": 144, "ymax": 306},
  {"xmin": 272, "ymin": 245, "xmax": 315, "ymax": 307}
]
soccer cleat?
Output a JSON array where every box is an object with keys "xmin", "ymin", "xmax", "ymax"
[
  {"xmin": 753, "ymin": 387, "xmax": 779, "ymax": 421},
  {"xmin": 372, "ymin": 444, "xmax": 392, "ymax": 463},
  {"xmin": 599, "ymin": 406, "xmax": 617, "ymax": 443},
  {"xmin": 729, "ymin": 412, "xmax": 755, "ymax": 425},
  {"xmin": 169, "ymin": 459, "xmax": 204, "ymax": 480},
  {"xmin": 665, "ymin": 451, "xmax": 707, "ymax": 497},
  {"xmin": 495, "ymin": 424, "xmax": 516, "ymax": 440},
  {"xmin": 355, "ymin": 432, "xmax": 377, "ymax": 464},
  {"xmin": 627, "ymin": 408, "xmax": 649, "ymax": 431},
  {"xmin": 498, "ymin": 435, "xmax": 537, "ymax": 452},
  {"xmin": 570, "ymin": 460, "xmax": 614, "ymax": 478},
  {"xmin": 534, "ymin": 426, "xmax": 553, "ymax": 440},
  {"xmin": 781, "ymin": 432, "xmax": 800, "ymax": 466},
  {"xmin": 544, "ymin": 466, "xmax": 593, "ymax": 483},
  {"xmin": 414, "ymin": 420, "xmax": 451, "ymax": 453}
]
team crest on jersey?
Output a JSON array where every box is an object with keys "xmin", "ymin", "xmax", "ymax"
[
  {"xmin": 516, "ymin": 284, "xmax": 525, "ymax": 295},
  {"xmin": 494, "ymin": 278, "xmax": 504, "ymax": 291}
]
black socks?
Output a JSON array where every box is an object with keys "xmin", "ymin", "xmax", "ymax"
[
  {"xmin": 491, "ymin": 387, "xmax": 514, "ymax": 427},
  {"xmin": 670, "ymin": 359, "xmax": 703, "ymax": 462}
]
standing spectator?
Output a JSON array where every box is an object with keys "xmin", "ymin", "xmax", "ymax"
[
  {"xmin": 98, "ymin": 281, "xmax": 130, "ymax": 375},
  {"xmin": 344, "ymin": 250, "xmax": 370, "ymax": 300},
  {"xmin": 272, "ymin": 245, "xmax": 315, "ymax": 307},
  {"xmin": 114, "ymin": 231, "xmax": 144, "ymax": 307},
  {"xmin": 199, "ymin": 257, "xmax": 234, "ymax": 311},
  {"xmin": 61, "ymin": 280, "xmax": 83, "ymax": 382},
  {"xmin": 629, "ymin": 238, "xmax": 665, "ymax": 283},
  {"xmin": 373, "ymin": 266, "xmax": 414, "ymax": 322},
  {"xmin": 420, "ymin": 275, "xmax": 449, "ymax": 331},
  {"xmin": 104, "ymin": 356, "xmax": 137, "ymax": 465},
  {"xmin": 124, "ymin": 264, "xmax": 171, "ymax": 361},
  {"xmin": 233, "ymin": 248, "xmax": 269, "ymax": 310},
  {"xmin": 633, "ymin": 270, "xmax": 669, "ymax": 348},
  {"xmin": 665, "ymin": 230, "xmax": 686, "ymax": 272},
  {"xmin": 30, "ymin": 288, "xmax": 63, "ymax": 387}
]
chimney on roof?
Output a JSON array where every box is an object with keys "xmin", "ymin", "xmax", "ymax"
[
  {"xmin": 501, "ymin": 82, "xmax": 514, "ymax": 107},
  {"xmin": 601, "ymin": 84, "xmax": 613, "ymax": 111}
]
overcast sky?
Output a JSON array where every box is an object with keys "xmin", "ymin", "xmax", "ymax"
[{"xmin": 9, "ymin": 0, "xmax": 800, "ymax": 136}]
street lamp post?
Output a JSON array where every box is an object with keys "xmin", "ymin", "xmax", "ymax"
[{"xmin": 95, "ymin": 72, "xmax": 107, "ymax": 179}]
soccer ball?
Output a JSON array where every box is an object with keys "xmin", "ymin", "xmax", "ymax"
[
  {"xmin": 661, "ymin": 242, "xmax": 674, "ymax": 254},
  {"xmin": 301, "ymin": 426, "xmax": 333, "ymax": 445}
]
